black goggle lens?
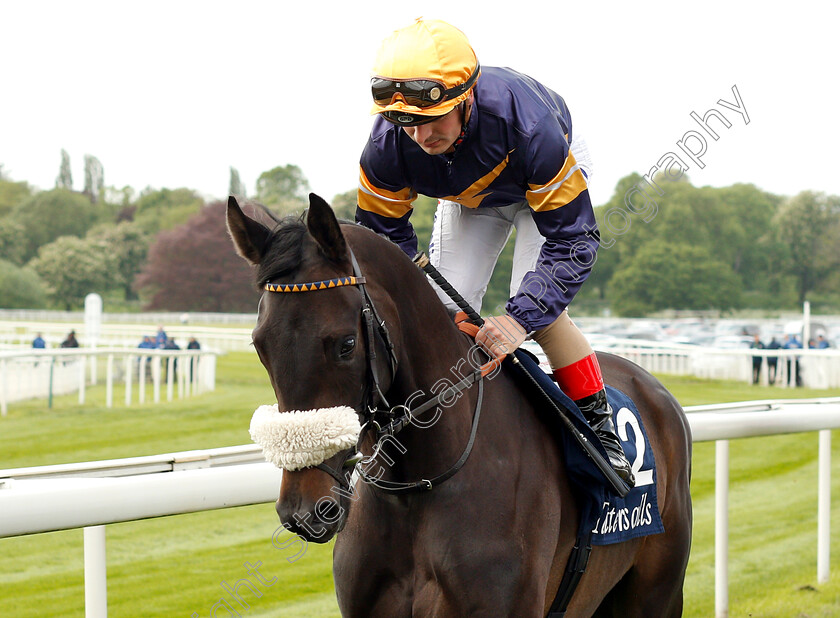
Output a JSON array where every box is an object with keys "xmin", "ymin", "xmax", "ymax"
[
  {"xmin": 371, "ymin": 78, "xmax": 447, "ymax": 108},
  {"xmin": 380, "ymin": 110, "xmax": 439, "ymax": 127}
]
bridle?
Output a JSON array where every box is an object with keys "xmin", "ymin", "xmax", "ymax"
[{"xmin": 263, "ymin": 246, "xmax": 491, "ymax": 495}]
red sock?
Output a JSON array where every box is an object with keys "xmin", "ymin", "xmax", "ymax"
[{"xmin": 553, "ymin": 353, "xmax": 604, "ymax": 401}]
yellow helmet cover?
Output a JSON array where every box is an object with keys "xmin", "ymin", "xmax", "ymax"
[{"xmin": 370, "ymin": 18, "xmax": 480, "ymax": 120}]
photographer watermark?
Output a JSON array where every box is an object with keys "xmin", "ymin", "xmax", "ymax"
[
  {"xmin": 191, "ymin": 337, "xmax": 502, "ymax": 615},
  {"xmin": 590, "ymin": 84, "xmax": 749, "ymax": 248},
  {"xmin": 520, "ymin": 84, "xmax": 749, "ymax": 313}
]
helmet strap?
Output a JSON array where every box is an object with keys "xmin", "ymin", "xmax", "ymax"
[{"xmin": 452, "ymin": 98, "xmax": 472, "ymax": 150}]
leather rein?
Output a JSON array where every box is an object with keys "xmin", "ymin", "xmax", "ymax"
[{"xmin": 263, "ymin": 248, "xmax": 495, "ymax": 495}]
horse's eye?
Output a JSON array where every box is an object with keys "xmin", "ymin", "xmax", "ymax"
[{"xmin": 339, "ymin": 336, "xmax": 356, "ymax": 359}]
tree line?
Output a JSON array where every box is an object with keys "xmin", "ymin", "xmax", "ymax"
[{"xmin": 0, "ymin": 155, "xmax": 838, "ymax": 316}]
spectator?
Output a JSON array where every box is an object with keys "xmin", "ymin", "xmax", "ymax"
[
  {"xmin": 766, "ymin": 336, "xmax": 781, "ymax": 385},
  {"xmin": 137, "ymin": 335, "xmax": 155, "ymax": 378},
  {"xmin": 60, "ymin": 330, "xmax": 79, "ymax": 348},
  {"xmin": 32, "ymin": 332, "xmax": 46, "ymax": 349},
  {"xmin": 782, "ymin": 334, "xmax": 803, "ymax": 387},
  {"xmin": 187, "ymin": 337, "xmax": 200, "ymax": 381},
  {"xmin": 163, "ymin": 336, "xmax": 180, "ymax": 380},
  {"xmin": 816, "ymin": 334, "xmax": 830, "ymax": 349},
  {"xmin": 155, "ymin": 325, "xmax": 168, "ymax": 349},
  {"xmin": 750, "ymin": 334, "xmax": 765, "ymax": 385}
]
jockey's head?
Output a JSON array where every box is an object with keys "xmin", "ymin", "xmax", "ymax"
[{"xmin": 370, "ymin": 18, "xmax": 480, "ymax": 151}]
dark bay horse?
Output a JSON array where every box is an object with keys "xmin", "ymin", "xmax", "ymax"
[{"xmin": 227, "ymin": 193, "xmax": 692, "ymax": 617}]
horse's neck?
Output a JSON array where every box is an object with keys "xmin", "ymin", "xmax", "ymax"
[
  {"xmin": 383, "ymin": 296, "xmax": 486, "ymax": 458},
  {"xmin": 392, "ymin": 302, "xmax": 476, "ymax": 402},
  {"xmin": 355, "ymin": 234, "xmax": 484, "ymax": 431}
]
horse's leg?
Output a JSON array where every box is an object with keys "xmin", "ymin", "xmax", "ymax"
[
  {"xmin": 408, "ymin": 413, "xmax": 573, "ymax": 618},
  {"xmin": 407, "ymin": 490, "xmax": 567, "ymax": 617},
  {"xmin": 587, "ymin": 490, "xmax": 692, "ymax": 618},
  {"xmin": 592, "ymin": 531, "xmax": 691, "ymax": 617},
  {"xmin": 589, "ymin": 352, "xmax": 692, "ymax": 617},
  {"xmin": 333, "ymin": 490, "xmax": 415, "ymax": 618}
]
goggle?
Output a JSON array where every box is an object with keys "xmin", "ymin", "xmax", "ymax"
[{"xmin": 371, "ymin": 62, "xmax": 480, "ymax": 110}]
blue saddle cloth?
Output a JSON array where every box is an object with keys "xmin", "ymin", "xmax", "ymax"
[{"xmin": 510, "ymin": 349, "xmax": 664, "ymax": 546}]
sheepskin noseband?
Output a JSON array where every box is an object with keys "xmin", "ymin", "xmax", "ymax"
[{"xmin": 250, "ymin": 404, "xmax": 362, "ymax": 471}]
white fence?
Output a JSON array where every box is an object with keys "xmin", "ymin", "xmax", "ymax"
[
  {"xmin": 0, "ymin": 347, "xmax": 217, "ymax": 415},
  {"xmin": 4, "ymin": 321, "xmax": 839, "ymax": 387},
  {"xmin": 525, "ymin": 339, "xmax": 840, "ymax": 389},
  {"xmin": 0, "ymin": 320, "xmax": 253, "ymax": 352},
  {"xmin": 2, "ymin": 399, "xmax": 840, "ymax": 617},
  {"xmin": 597, "ymin": 340, "xmax": 840, "ymax": 389},
  {"xmin": 0, "ymin": 309, "xmax": 258, "ymax": 326}
]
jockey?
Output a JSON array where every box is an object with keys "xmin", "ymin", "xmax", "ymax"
[{"xmin": 355, "ymin": 18, "xmax": 634, "ymax": 487}]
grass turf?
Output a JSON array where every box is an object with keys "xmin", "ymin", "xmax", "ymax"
[{"xmin": 2, "ymin": 351, "xmax": 840, "ymax": 615}]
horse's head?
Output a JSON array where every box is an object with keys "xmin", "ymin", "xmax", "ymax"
[{"xmin": 227, "ymin": 193, "xmax": 399, "ymax": 542}]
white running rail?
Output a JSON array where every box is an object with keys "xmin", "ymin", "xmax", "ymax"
[{"xmin": 2, "ymin": 399, "xmax": 840, "ymax": 617}]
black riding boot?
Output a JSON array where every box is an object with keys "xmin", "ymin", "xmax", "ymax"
[{"xmin": 575, "ymin": 389, "xmax": 635, "ymax": 487}]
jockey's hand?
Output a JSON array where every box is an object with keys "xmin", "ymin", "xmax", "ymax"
[{"xmin": 475, "ymin": 314, "xmax": 527, "ymax": 359}]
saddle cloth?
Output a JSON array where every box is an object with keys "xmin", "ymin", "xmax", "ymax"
[{"xmin": 509, "ymin": 349, "xmax": 664, "ymax": 546}]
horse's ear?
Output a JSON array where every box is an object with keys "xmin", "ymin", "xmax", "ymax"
[
  {"xmin": 226, "ymin": 195, "xmax": 271, "ymax": 265},
  {"xmin": 306, "ymin": 193, "xmax": 347, "ymax": 263}
]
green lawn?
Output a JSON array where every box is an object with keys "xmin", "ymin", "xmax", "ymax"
[{"xmin": 2, "ymin": 352, "xmax": 840, "ymax": 616}]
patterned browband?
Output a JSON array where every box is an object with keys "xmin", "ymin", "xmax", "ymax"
[{"xmin": 264, "ymin": 276, "xmax": 366, "ymax": 293}]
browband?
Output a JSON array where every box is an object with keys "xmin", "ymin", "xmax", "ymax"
[{"xmin": 264, "ymin": 276, "xmax": 366, "ymax": 293}]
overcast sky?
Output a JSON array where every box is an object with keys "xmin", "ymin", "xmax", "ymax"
[{"xmin": 2, "ymin": 1, "xmax": 837, "ymax": 209}]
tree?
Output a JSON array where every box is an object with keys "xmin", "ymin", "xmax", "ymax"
[
  {"xmin": 13, "ymin": 188, "xmax": 105, "ymax": 263},
  {"xmin": 0, "ymin": 259, "xmax": 48, "ymax": 309},
  {"xmin": 0, "ymin": 178, "xmax": 33, "ymax": 218},
  {"xmin": 607, "ymin": 242, "xmax": 742, "ymax": 316},
  {"xmin": 255, "ymin": 164, "xmax": 310, "ymax": 215},
  {"xmin": 591, "ymin": 174, "xmax": 800, "ymax": 310},
  {"xmin": 774, "ymin": 191, "xmax": 840, "ymax": 304},
  {"xmin": 229, "ymin": 167, "xmax": 247, "ymax": 198},
  {"xmin": 329, "ymin": 189, "xmax": 357, "ymax": 221},
  {"xmin": 87, "ymin": 222, "xmax": 150, "ymax": 300},
  {"xmin": 0, "ymin": 218, "xmax": 27, "ymax": 265},
  {"xmin": 134, "ymin": 201, "xmax": 261, "ymax": 312},
  {"xmin": 133, "ymin": 187, "xmax": 204, "ymax": 234},
  {"xmin": 56, "ymin": 149, "xmax": 73, "ymax": 189},
  {"xmin": 83, "ymin": 154, "xmax": 105, "ymax": 203},
  {"xmin": 29, "ymin": 236, "xmax": 116, "ymax": 310}
]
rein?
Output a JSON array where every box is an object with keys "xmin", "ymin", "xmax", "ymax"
[{"xmin": 356, "ymin": 366, "xmax": 484, "ymax": 494}]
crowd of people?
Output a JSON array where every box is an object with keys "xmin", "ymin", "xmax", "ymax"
[
  {"xmin": 135, "ymin": 326, "xmax": 202, "ymax": 381},
  {"xmin": 31, "ymin": 326, "xmax": 202, "ymax": 353},
  {"xmin": 750, "ymin": 332, "xmax": 831, "ymax": 386},
  {"xmin": 27, "ymin": 325, "xmax": 204, "ymax": 384}
]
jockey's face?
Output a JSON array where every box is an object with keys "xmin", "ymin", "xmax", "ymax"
[{"xmin": 402, "ymin": 96, "xmax": 471, "ymax": 155}]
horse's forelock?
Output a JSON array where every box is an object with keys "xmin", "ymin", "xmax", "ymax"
[{"xmin": 255, "ymin": 216, "xmax": 308, "ymax": 286}]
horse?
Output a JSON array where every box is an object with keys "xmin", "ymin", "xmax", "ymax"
[{"xmin": 226, "ymin": 193, "xmax": 693, "ymax": 617}]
